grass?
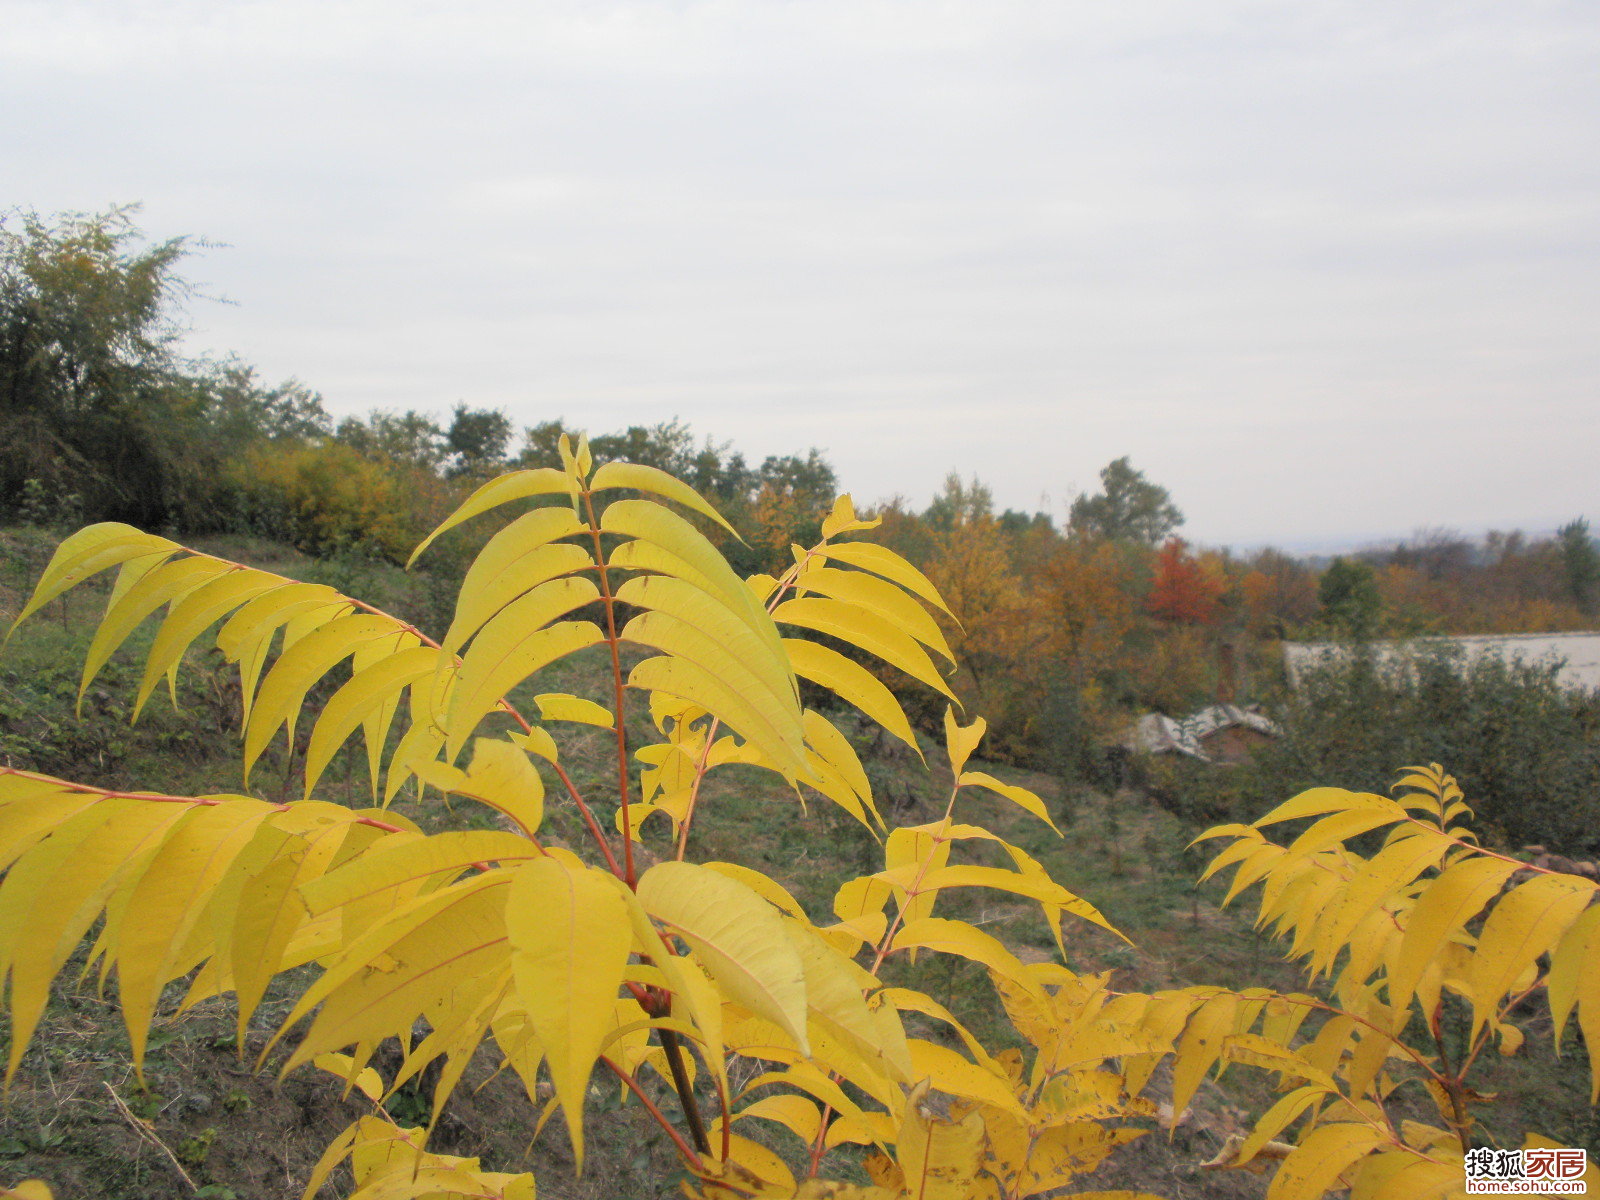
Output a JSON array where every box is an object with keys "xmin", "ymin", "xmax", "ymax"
[{"xmin": 1, "ymin": 521, "xmax": 1596, "ymax": 1198}]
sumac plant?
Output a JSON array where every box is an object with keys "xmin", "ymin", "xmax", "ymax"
[{"xmin": 2, "ymin": 440, "xmax": 1598, "ymax": 1200}]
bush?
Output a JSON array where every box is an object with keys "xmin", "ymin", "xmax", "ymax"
[{"xmin": 1208, "ymin": 648, "xmax": 1600, "ymax": 851}]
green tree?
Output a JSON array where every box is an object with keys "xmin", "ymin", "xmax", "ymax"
[
  {"xmin": 1067, "ymin": 457, "xmax": 1182, "ymax": 545},
  {"xmin": 444, "ymin": 404, "xmax": 514, "ymax": 477},
  {"xmin": 0, "ymin": 205, "xmax": 189, "ymax": 523},
  {"xmin": 1316, "ymin": 555, "xmax": 1382, "ymax": 637},
  {"xmin": 1557, "ymin": 518, "xmax": 1600, "ymax": 616},
  {"xmin": 337, "ymin": 408, "xmax": 447, "ymax": 470}
]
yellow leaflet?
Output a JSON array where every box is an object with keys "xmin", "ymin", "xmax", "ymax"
[
  {"xmin": 447, "ymin": 611, "xmax": 603, "ymax": 760},
  {"xmin": 110, "ymin": 798, "xmax": 274, "ymax": 1070},
  {"xmin": 1309, "ymin": 828, "xmax": 1454, "ymax": 974},
  {"xmin": 702, "ymin": 862, "xmax": 809, "ymax": 920},
  {"xmin": 1221, "ymin": 1035, "xmax": 1338, "ymax": 1090},
  {"xmin": 0, "ymin": 796, "xmax": 189, "ymax": 1081},
  {"xmin": 773, "ymin": 597, "xmax": 957, "ymax": 700},
  {"xmin": 602, "ymin": 874, "xmax": 729, "ymax": 1096},
  {"xmin": 1463, "ymin": 871, "xmax": 1593, "ymax": 1039},
  {"xmin": 11, "ymin": 523, "xmax": 177, "ymax": 628},
  {"xmin": 881, "ymin": 988, "xmax": 1003, "ymax": 1073},
  {"xmin": 943, "ymin": 708, "xmax": 985, "ymax": 777},
  {"xmin": 637, "ymin": 860, "xmax": 810, "ymax": 1053},
  {"xmin": 896, "ymin": 1079, "xmax": 986, "ymax": 1200},
  {"xmin": 610, "ymin": 538, "xmax": 736, "ymax": 617},
  {"xmin": 905, "ymin": 1039, "xmax": 1026, "ymax": 1118},
  {"xmin": 737, "ymin": 1094, "xmax": 823, "ymax": 1146},
  {"xmin": 601, "ymin": 500, "xmax": 787, "ymax": 669},
  {"xmin": 1547, "ymin": 903, "xmax": 1600, "ymax": 1048},
  {"xmin": 820, "ymin": 540, "xmax": 952, "ymax": 616},
  {"xmin": 891, "ymin": 917, "xmax": 1046, "ymax": 1003},
  {"xmin": 0, "ymin": 786, "xmax": 98, "ymax": 874},
  {"xmin": 506, "ymin": 856, "xmax": 632, "ymax": 1168},
  {"xmin": 439, "ymin": 506, "xmax": 587, "ymax": 648},
  {"xmin": 1285, "ymin": 808, "xmax": 1408, "ymax": 861},
  {"xmin": 242, "ymin": 613, "xmax": 404, "ymax": 780},
  {"xmin": 783, "ymin": 637, "xmax": 922, "ymax": 759},
  {"xmin": 590, "ymin": 459, "xmax": 741, "ymax": 537},
  {"xmin": 884, "ymin": 827, "xmax": 951, "ymax": 928},
  {"xmin": 794, "ymin": 566, "xmax": 953, "ymax": 663},
  {"xmin": 881, "ymin": 863, "xmax": 1126, "ymax": 944},
  {"xmin": 1231, "ymin": 1086, "xmax": 1327, "ymax": 1167},
  {"xmin": 628, "ymin": 655, "xmax": 807, "ymax": 780},
  {"xmin": 512, "ymin": 726, "xmax": 560, "ymax": 764},
  {"xmin": 620, "ymin": 596, "xmax": 799, "ymax": 737},
  {"xmin": 533, "ymin": 692, "xmax": 614, "ymax": 728},
  {"xmin": 134, "ymin": 569, "xmax": 287, "ymax": 714},
  {"xmin": 785, "ymin": 923, "xmax": 913, "ymax": 1084},
  {"xmin": 278, "ymin": 874, "xmax": 514, "ymax": 1074},
  {"xmin": 407, "ymin": 467, "xmax": 575, "ymax": 566},
  {"xmin": 305, "ymin": 646, "xmax": 439, "ymax": 799},
  {"xmin": 1170, "ymin": 992, "xmax": 1240, "ymax": 1127},
  {"xmin": 834, "ymin": 874, "xmax": 894, "ymax": 924},
  {"xmin": 413, "ymin": 739, "xmax": 546, "ymax": 838},
  {"xmin": 1256, "ymin": 787, "xmax": 1403, "ymax": 829},
  {"xmin": 958, "ymin": 770, "xmax": 1060, "ymax": 834},
  {"xmin": 1019, "ymin": 1124, "xmax": 1146, "ymax": 1193},
  {"xmin": 820, "ymin": 494, "xmax": 881, "ymax": 539},
  {"xmin": 80, "ymin": 556, "xmax": 234, "ymax": 709},
  {"xmin": 302, "ymin": 830, "xmax": 540, "ymax": 915},
  {"xmin": 311, "ymin": 1052, "xmax": 386, "ymax": 1104},
  {"xmin": 1265, "ymin": 1122, "xmax": 1388, "ymax": 1200}
]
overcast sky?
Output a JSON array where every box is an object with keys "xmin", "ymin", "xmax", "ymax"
[{"xmin": 5, "ymin": 0, "xmax": 1596, "ymax": 549}]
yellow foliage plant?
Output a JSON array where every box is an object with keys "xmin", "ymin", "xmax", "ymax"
[{"xmin": 2, "ymin": 439, "xmax": 1596, "ymax": 1200}]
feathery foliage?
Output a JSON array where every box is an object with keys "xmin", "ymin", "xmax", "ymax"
[{"xmin": 3, "ymin": 443, "xmax": 1597, "ymax": 1200}]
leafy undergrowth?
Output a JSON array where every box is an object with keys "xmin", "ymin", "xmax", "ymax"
[{"xmin": 1, "ymin": 524, "xmax": 1594, "ymax": 1198}]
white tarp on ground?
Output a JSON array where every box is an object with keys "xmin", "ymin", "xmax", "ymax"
[
  {"xmin": 1283, "ymin": 631, "xmax": 1600, "ymax": 694},
  {"xmin": 1124, "ymin": 704, "xmax": 1283, "ymax": 763}
]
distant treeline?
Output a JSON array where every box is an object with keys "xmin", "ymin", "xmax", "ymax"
[{"xmin": 6, "ymin": 205, "xmax": 1598, "ymax": 780}]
